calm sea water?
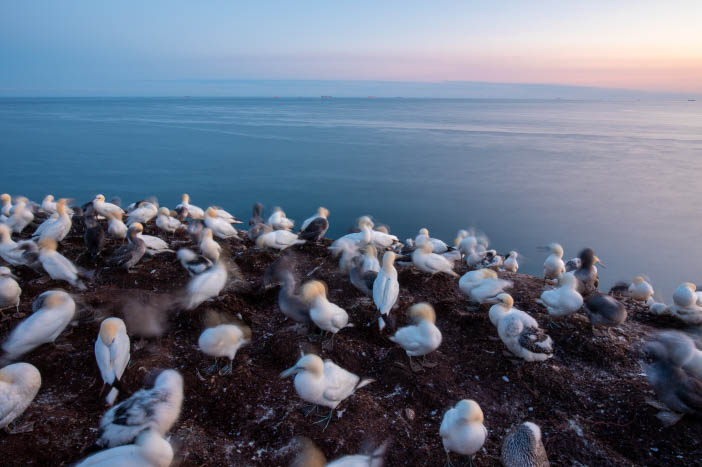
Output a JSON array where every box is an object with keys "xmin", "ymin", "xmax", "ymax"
[{"xmin": 1, "ymin": 97, "xmax": 701, "ymax": 298}]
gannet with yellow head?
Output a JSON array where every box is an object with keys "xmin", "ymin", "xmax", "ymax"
[
  {"xmin": 389, "ymin": 303, "xmax": 442, "ymax": 371},
  {"xmin": 440, "ymin": 399, "xmax": 487, "ymax": 467},
  {"xmin": 204, "ymin": 207, "xmax": 240, "ymax": 239},
  {"xmin": 176, "ymin": 193, "xmax": 204, "ymax": 219},
  {"xmin": 0, "ymin": 362, "xmax": 41, "ymax": 430},
  {"xmin": 302, "ymin": 280, "xmax": 351, "ymax": 348},
  {"xmin": 95, "ymin": 317, "xmax": 130, "ymax": 406}
]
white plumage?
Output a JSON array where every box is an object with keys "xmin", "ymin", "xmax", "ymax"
[
  {"xmin": 537, "ymin": 272, "xmax": 583, "ymax": 320},
  {"xmin": 302, "ymin": 281, "xmax": 350, "ymax": 337},
  {"xmin": 127, "ymin": 202, "xmax": 158, "ymax": 226},
  {"xmin": 300, "ymin": 207, "xmax": 329, "ymax": 231},
  {"xmin": 503, "ymin": 251, "xmax": 519, "ymax": 273},
  {"xmin": 488, "ymin": 294, "xmax": 553, "ymax": 362},
  {"xmin": 255, "ymin": 230, "xmax": 305, "ymax": 251},
  {"xmin": 33, "ymin": 198, "xmax": 71, "ymax": 242},
  {"xmin": 93, "ymin": 194, "xmax": 124, "ymax": 219},
  {"xmin": 4, "ymin": 198, "xmax": 34, "ymax": 234},
  {"xmin": 137, "ymin": 232, "xmax": 172, "ymax": 256},
  {"xmin": 204, "ymin": 207, "xmax": 239, "ymax": 239},
  {"xmin": 155, "ymin": 207, "xmax": 183, "ymax": 234},
  {"xmin": 362, "ymin": 245, "xmax": 380, "ymax": 273},
  {"xmin": 0, "ymin": 362, "xmax": 41, "ymax": 429},
  {"xmin": 38, "ymin": 238, "xmax": 85, "ymax": 289},
  {"xmin": 412, "ymin": 242, "xmax": 458, "ymax": 277},
  {"xmin": 373, "ymin": 251, "xmax": 399, "ymax": 330},
  {"xmin": 629, "ymin": 276, "xmax": 654, "ymax": 303},
  {"xmin": 107, "ymin": 213, "xmax": 128, "ymax": 240},
  {"xmin": 199, "ymin": 228, "xmax": 221, "ymax": 262},
  {"xmin": 669, "ymin": 283, "xmax": 702, "ymax": 324},
  {"xmin": 440, "ymin": 399, "xmax": 487, "ymax": 463},
  {"xmin": 0, "ymin": 267, "xmax": 21, "ymax": 313},
  {"xmin": 95, "ymin": 318, "xmax": 130, "ymax": 406},
  {"xmin": 175, "ymin": 193, "xmax": 204, "ymax": 219},
  {"xmin": 415, "ymin": 228, "xmax": 449, "ymax": 254},
  {"xmin": 184, "ymin": 261, "xmax": 227, "ymax": 310},
  {"xmin": 543, "ymin": 243, "xmax": 565, "ymax": 280},
  {"xmin": 459, "ymin": 269, "xmax": 513, "ymax": 304},
  {"xmin": 267, "ymin": 207, "xmax": 294, "ymax": 231},
  {"xmin": 198, "ymin": 323, "xmax": 251, "ymax": 375},
  {"xmin": 76, "ymin": 429, "xmax": 173, "ymax": 467},
  {"xmin": 389, "ymin": 303, "xmax": 442, "ymax": 357}
]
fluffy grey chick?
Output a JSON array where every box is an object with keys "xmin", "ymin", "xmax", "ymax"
[
  {"xmin": 584, "ymin": 293, "xmax": 627, "ymax": 335},
  {"xmin": 501, "ymin": 422, "xmax": 550, "ymax": 467}
]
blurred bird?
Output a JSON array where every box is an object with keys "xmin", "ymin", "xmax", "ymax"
[
  {"xmin": 291, "ymin": 437, "xmax": 388, "ymax": 467},
  {"xmin": 184, "ymin": 261, "xmax": 227, "ymax": 310},
  {"xmin": 628, "ymin": 276, "xmax": 654, "ymax": 304},
  {"xmin": 156, "ymin": 207, "xmax": 183, "ymax": 234},
  {"xmin": 75, "ymin": 430, "xmax": 173, "ymax": 467},
  {"xmin": 107, "ymin": 224, "xmax": 146, "ymax": 272},
  {"xmin": 584, "ymin": 293, "xmax": 627, "ymax": 336},
  {"xmin": 299, "ymin": 208, "xmax": 329, "ymax": 242},
  {"xmin": 38, "ymin": 238, "xmax": 87, "ymax": 289},
  {"xmin": 0, "ymin": 266, "xmax": 21, "ymax": 316},
  {"xmin": 503, "ymin": 251, "xmax": 519, "ymax": 273},
  {"xmin": 669, "ymin": 283, "xmax": 702, "ymax": 324},
  {"xmin": 92, "ymin": 194, "xmax": 124, "ymax": 219},
  {"xmin": 300, "ymin": 207, "xmax": 329, "ymax": 231},
  {"xmin": 541, "ymin": 243, "xmax": 565, "ymax": 281},
  {"xmin": 0, "ymin": 362, "xmax": 42, "ymax": 430},
  {"xmin": 459, "ymin": 269, "xmax": 512, "ymax": 304},
  {"xmin": 177, "ymin": 248, "xmax": 213, "ymax": 276},
  {"xmin": 487, "ymin": 294, "xmax": 553, "ymax": 362},
  {"xmin": 84, "ymin": 206, "xmax": 106, "ymax": 258},
  {"xmin": 127, "ymin": 201, "xmax": 158, "ymax": 226},
  {"xmin": 302, "ymin": 280, "xmax": 351, "ymax": 348},
  {"xmin": 536, "ymin": 272, "xmax": 583, "ymax": 326},
  {"xmin": 198, "ymin": 320, "xmax": 251, "ymax": 375},
  {"xmin": 573, "ymin": 248, "xmax": 604, "ymax": 297},
  {"xmin": 33, "ymin": 198, "xmax": 71, "ymax": 242},
  {"xmin": 268, "ymin": 207, "xmax": 294, "ymax": 231},
  {"xmin": 95, "ymin": 317, "xmax": 130, "ymax": 406},
  {"xmin": 4, "ymin": 197, "xmax": 34, "ymax": 234},
  {"xmin": 389, "ymin": 303, "xmax": 442, "ymax": 372},
  {"xmin": 414, "ymin": 228, "xmax": 449, "ymax": 254},
  {"xmin": 106, "ymin": 212, "xmax": 128, "ymax": 241},
  {"xmin": 199, "ymin": 228, "xmax": 221, "ymax": 261},
  {"xmin": 440, "ymin": 399, "xmax": 487, "ymax": 467},
  {"xmin": 412, "ymin": 242, "xmax": 458, "ymax": 278},
  {"xmin": 373, "ymin": 251, "xmax": 399, "ymax": 330},
  {"xmin": 249, "ymin": 202, "xmax": 264, "ymax": 226},
  {"xmin": 204, "ymin": 207, "xmax": 240, "ymax": 239},
  {"xmin": 176, "ymin": 193, "xmax": 204, "ymax": 219},
  {"xmin": 255, "ymin": 230, "xmax": 305, "ymax": 251},
  {"xmin": 501, "ymin": 422, "xmax": 550, "ymax": 467}
]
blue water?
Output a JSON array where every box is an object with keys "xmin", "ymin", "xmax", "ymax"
[{"xmin": 1, "ymin": 97, "xmax": 701, "ymax": 298}]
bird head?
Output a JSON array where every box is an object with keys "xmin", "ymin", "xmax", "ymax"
[
  {"xmin": 182, "ymin": 193, "xmax": 190, "ymax": 203},
  {"xmin": 99, "ymin": 317, "xmax": 124, "ymax": 346},
  {"xmin": 301, "ymin": 280, "xmax": 327, "ymax": 304},
  {"xmin": 318, "ymin": 207, "xmax": 330, "ymax": 218},
  {"xmin": 0, "ymin": 266, "xmax": 17, "ymax": 280},
  {"xmin": 42, "ymin": 291, "xmax": 68, "ymax": 308},
  {"xmin": 456, "ymin": 399, "xmax": 484, "ymax": 424},
  {"xmin": 129, "ymin": 223, "xmax": 144, "ymax": 234},
  {"xmin": 418, "ymin": 227, "xmax": 429, "ymax": 236},
  {"xmin": 357, "ymin": 215, "xmax": 374, "ymax": 229},
  {"xmin": 158, "ymin": 207, "xmax": 170, "ymax": 216},
  {"xmin": 480, "ymin": 269, "xmax": 498, "ymax": 280},
  {"xmin": 508, "ymin": 251, "xmax": 518, "ymax": 258},
  {"xmin": 280, "ymin": 353, "xmax": 324, "ymax": 378},
  {"xmin": 485, "ymin": 293, "xmax": 514, "ymax": 308},
  {"xmin": 632, "ymin": 276, "xmax": 645, "ymax": 284},
  {"xmin": 44, "ymin": 194, "xmax": 54, "ymax": 202},
  {"xmin": 409, "ymin": 302, "xmax": 436, "ymax": 324},
  {"xmin": 0, "ymin": 193, "xmax": 10, "ymax": 203},
  {"xmin": 94, "ymin": 194, "xmax": 105, "ymax": 202}
]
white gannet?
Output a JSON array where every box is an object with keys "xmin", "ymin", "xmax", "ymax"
[
  {"xmin": 76, "ymin": 429, "xmax": 173, "ymax": 467},
  {"xmin": 95, "ymin": 317, "xmax": 130, "ymax": 406},
  {"xmin": 175, "ymin": 193, "xmax": 204, "ymax": 219},
  {"xmin": 184, "ymin": 261, "xmax": 227, "ymax": 310},
  {"xmin": 487, "ymin": 293, "xmax": 553, "ymax": 362},
  {"xmin": 415, "ymin": 228, "xmax": 449, "ymax": 254},
  {"xmin": 0, "ymin": 225, "xmax": 24, "ymax": 266},
  {"xmin": 96, "ymin": 369, "xmax": 183, "ymax": 449},
  {"xmin": 198, "ymin": 322, "xmax": 251, "ymax": 375},
  {"xmin": 199, "ymin": 228, "xmax": 221, "ymax": 262},
  {"xmin": 440, "ymin": 399, "xmax": 487, "ymax": 467},
  {"xmin": 107, "ymin": 224, "xmax": 146, "ymax": 272},
  {"xmin": 629, "ymin": 276, "xmax": 654, "ymax": 304},
  {"xmin": 292, "ymin": 437, "xmax": 388, "ymax": 467},
  {"xmin": 373, "ymin": 251, "xmax": 399, "ymax": 330},
  {"xmin": 457, "ymin": 230, "xmax": 478, "ymax": 256},
  {"xmin": 459, "ymin": 269, "xmax": 512, "ymax": 304},
  {"xmin": 107, "ymin": 212, "xmax": 128, "ymax": 241},
  {"xmin": 536, "ymin": 272, "xmax": 583, "ymax": 325},
  {"xmin": 138, "ymin": 232, "xmax": 173, "ymax": 256},
  {"xmin": 204, "ymin": 207, "xmax": 240, "ymax": 239},
  {"xmin": 2, "ymin": 290, "xmax": 76, "ymax": 361},
  {"xmin": 280, "ymin": 353, "xmax": 374, "ymax": 428},
  {"xmin": 155, "ymin": 207, "xmax": 183, "ymax": 234},
  {"xmin": 38, "ymin": 238, "xmax": 86, "ymax": 289},
  {"xmin": 41, "ymin": 194, "xmax": 73, "ymax": 215},
  {"xmin": 412, "ymin": 242, "xmax": 458, "ymax": 278},
  {"xmin": 389, "ymin": 302, "xmax": 442, "ymax": 371},
  {"xmin": 300, "ymin": 207, "xmax": 329, "ymax": 232},
  {"xmin": 501, "ymin": 422, "xmax": 550, "ymax": 467},
  {"xmin": 0, "ymin": 193, "xmax": 12, "ymax": 218},
  {"xmin": 268, "ymin": 207, "xmax": 295, "ymax": 231},
  {"xmin": 668, "ymin": 283, "xmax": 702, "ymax": 325},
  {"xmin": 466, "ymin": 245, "xmax": 488, "ymax": 268},
  {"xmin": 4, "ymin": 197, "xmax": 34, "ymax": 234},
  {"xmin": 302, "ymin": 280, "xmax": 351, "ymax": 347},
  {"xmin": 255, "ymin": 229, "xmax": 305, "ymax": 251},
  {"xmin": 211, "ymin": 206, "xmax": 242, "ymax": 224},
  {"xmin": 503, "ymin": 251, "xmax": 519, "ymax": 273},
  {"xmin": 33, "ymin": 198, "xmax": 72, "ymax": 243},
  {"xmin": 584, "ymin": 292, "xmax": 627, "ymax": 336},
  {"xmin": 127, "ymin": 201, "xmax": 158, "ymax": 226},
  {"xmin": 0, "ymin": 267, "xmax": 21, "ymax": 315},
  {"xmin": 362, "ymin": 244, "xmax": 380, "ymax": 273},
  {"xmin": 93, "ymin": 194, "xmax": 124, "ymax": 219},
  {"xmin": 478, "ymin": 250, "xmax": 503, "ymax": 269},
  {"xmin": 0, "ymin": 362, "xmax": 41, "ymax": 430},
  {"xmin": 177, "ymin": 248, "xmax": 213, "ymax": 276},
  {"xmin": 542, "ymin": 243, "xmax": 565, "ymax": 281}
]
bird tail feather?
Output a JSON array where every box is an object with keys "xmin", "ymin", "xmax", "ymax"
[
  {"xmin": 356, "ymin": 378, "xmax": 375, "ymax": 391},
  {"xmin": 106, "ymin": 387, "xmax": 119, "ymax": 406}
]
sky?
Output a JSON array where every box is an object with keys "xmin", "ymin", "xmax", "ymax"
[{"xmin": 1, "ymin": 1, "xmax": 701, "ymax": 97}]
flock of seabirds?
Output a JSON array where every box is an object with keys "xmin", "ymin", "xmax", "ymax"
[{"xmin": 0, "ymin": 192, "xmax": 701, "ymax": 466}]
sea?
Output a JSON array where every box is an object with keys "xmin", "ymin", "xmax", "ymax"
[{"xmin": 1, "ymin": 97, "xmax": 701, "ymax": 298}]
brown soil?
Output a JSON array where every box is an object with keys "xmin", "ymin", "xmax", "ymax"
[{"xmin": 1, "ymin": 220, "xmax": 701, "ymax": 466}]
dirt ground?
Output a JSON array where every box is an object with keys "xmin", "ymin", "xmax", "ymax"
[{"xmin": 1, "ymin": 218, "xmax": 701, "ymax": 466}]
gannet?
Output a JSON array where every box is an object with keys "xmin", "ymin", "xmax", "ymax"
[
  {"xmin": 373, "ymin": 251, "xmax": 399, "ymax": 330},
  {"xmin": 0, "ymin": 225, "xmax": 36, "ymax": 266},
  {"xmin": 565, "ymin": 257, "xmax": 581, "ymax": 272},
  {"xmin": 302, "ymin": 280, "xmax": 351, "ymax": 347},
  {"xmin": 440, "ymin": 399, "xmax": 487, "ymax": 467},
  {"xmin": 204, "ymin": 207, "xmax": 240, "ymax": 239},
  {"xmin": 95, "ymin": 317, "xmax": 130, "ymax": 406},
  {"xmin": 389, "ymin": 303, "xmax": 442, "ymax": 371},
  {"xmin": 281, "ymin": 353, "xmax": 374, "ymax": 428},
  {"xmin": 155, "ymin": 207, "xmax": 183, "ymax": 234},
  {"xmin": 299, "ymin": 208, "xmax": 329, "ymax": 242},
  {"xmin": 0, "ymin": 267, "xmax": 21, "ymax": 315},
  {"xmin": 329, "ymin": 237, "xmax": 361, "ymax": 272},
  {"xmin": 188, "ymin": 219, "xmax": 205, "ymax": 244},
  {"xmin": 76, "ymin": 429, "xmax": 173, "ymax": 467},
  {"xmin": 127, "ymin": 201, "xmax": 158, "ymax": 226},
  {"xmin": 184, "ymin": 261, "xmax": 227, "ymax": 310},
  {"xmin": 584, "ymin": 293, "xmax": 627, "ymax": 335},
  {"xmin": 536, "ymin": 272, "xmax": 583, "ymax": 324},
  {"xmin": 268, "ymin": 207, "xmax": 295, "ymax": 231},
  {"xmin": 292, "ymin": 437, "xmax": 388, "ymax": 467},
  {"xmin": 199, "ymin": 227, "xmax": 221, "ymax": 261},
  {"xmin": 138, "ymin": 232, "xmax": 173, "ymax": 256},
  {"xmin": 107, "ymin": 224, "xmax": 146, "ymax": 272},
  {"xmin": 107, "ymin": 212, "xmax": 128, "ymax": 241},
  {"xmin": 38, "ymin": 238, "xmax": 86, "ymax": 289},
  {"xmin": 629, "ymin": 276, "xmax": 654, "ymax": 304},
  {"xmin": 198, "ymin": 322, "xmax": 251, "ymax": 375},
  {"xmin": 466, "ymin": 244, "xmax": 488, "ymax": 268},
  {"xmin": 573, "ymin": 248, "xmax": 603, "ymax": 297},
  {"xmin": 457, "ymin": 230, "xmax": 478, "ymax": 256},
  {"xmin": 93, "ymin": 194, "xmax": 124, "ymax": 219},
  {"xmin": 2, "ymin": 290, "xmax": 76, "ymax": 361},
  {"xmin": 411, "ymin": 242, "xmax": 458, "ymax": 277},
  {"xmin": 41, "ymin": 194, "xmax": 73, "ymax": 215},
  {"xmin": 0, "ymin": 193, "xmax": 12, "ymax": 218},
  {"xmin": 33, "ymin": 198, "xmax": 72, "ymax": 243},
  {"xmin": 4, "ymin": 197, "xmax": 34, "ymax": 234},
  {"xmin": 541, "ymin": 243, "xmax": 565, "ymax": 280},
  {"xmin": 0, "ymin": 363, "xmax": 41, "ymax": 430},
  {"xmin": 415, "ymin": 228, "xmax": 449, "ymax": 254},
  {"xmin": 503, "ymin": 251, "xmax": 519, "ymax": 273},
  {"xmin": 478, "ymin": 250, "xmax": 503, "ymax": 269},
  {"xmin": 175, "ymin": 193, "xmax": 204, "ymax": 219},
  {"xmin": 95, "ymin": 369, "xmax": 183, "ymax": 448},
  {"xmin": 669, "ymin": 283, "xmax": 702, "ymax": 324},
  {"xmin": 349, "ymin": 255, "xmax": 377, "ymax": 297},
  {"xmin": 362, "ymin": 244, "xmax": 380, "ymax": 273},
  {"xmin": 177, "ymin": 248, "xmax": 213, "ymax": 276},
  {"xmin": 31, "ymin": 212, "xmax": 58, "ymax": 239},
  {"xmin": 247, "ymin": 222, "xmax": 273, "ymax": 242},
  {"xmin": 249, "ymin": 202, "xmax": 264, "ymax": 226},
  {"xmin": 501, "ymin": 422, "xmax": 550, "ymax": 467},
  {"xmin": 487, "ymin": 294, "xmax": 553, "ymax": 362},
  {"xmin": 255, "ymin": 229, "xmax": 305, "ymax": 251},
  {"xmin": 461, "ymin": 269, "xmax": 513, "ymax": 304},
  {"xmin": 368, "ymin": 227, "xmax": 400, "ymax": 250},
  {"xmin": 84, "ymin": 206, "xmax": 106, "ymax": 258},
  {"xmin": 275, "ymin": 269, "xmax": 311, "ymax": 324},
  {"xmin": 212, "ymin": 205, "xmax": 242, "ymax": 224},
  {"xmin": 300, "ymin": 207, "xmax": 329, "ymax": 231}
]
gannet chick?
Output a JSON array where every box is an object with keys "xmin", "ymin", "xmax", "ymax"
[
  {"xmin": 373, "ymin": 251, "xmax": 399, "ymax": 330},
  {"xmin": 5, "ymin": 197, "xmax": 34, "ymax": 234},
  {"xmin": 542, "ymin": 243, "xmax": 565, "ymax": 281},
  {"xmin": 440, "ymin": 399, "xmax": 487, "ymax": 467},
  {"xmin": 107, "ymin": 212, "xmax": 128, "ymax": 241},
  {"xmin": 457, "ymin": 230, "xmax": 477, "ymax": 256},
  {"xmin": 362, "ymin": 244, "xmax": 380, "ymax": 273},
  {"xmin": 536, "ymin": 272, "xmax": 583, "ymax": 325},
  {"xmin": 271, "ymin": 265, "xmax": 311, "ymax": 324},
  {"xmin": 75, "ymin": 429, "xmax": 174, "ymax": 467},
  {"xmin": 292, "ymin": 436, "xmax": 388, "ymax": 467},
  {"xmin": 2, "ymin": 290, "xmax": 76, "ymax": 361},
  {"xmin": 501, "ymin": 422, "xmax": 550, "ymax": 467},
  {"xmin": 466, "ymin": 245, "xmax": 488, "ymax": 268},
  {"xmin": 38, "ymin": 238, "xmax": 86, "ymax": 289},
  {"xmin": 0, "ymin": 363, "xmax": 41, "ymax": 430},
  {"xmin": 138, "ymin": 232, "xmax": 173, "ymax": 256},
  {"xmin": 349, "ymin": 255, "xmax": 377, "ymax": 297},
  {"xmin": 415, "ymin": 228, "xmax": 449, "ymax": 254},
  {"xmin": 93, "ymin": 194, "xmax": 124, "ymax": 219},
  {"xmin": 177, "ymin": 248, "xmax": 213, "ymax": 276},
  {"xmin": 583, "ymin": 293, "xmax": 627, "ymax": 336},
  {"xmin": 300, "ymin": 207, "xmax": 329, "ymax": 231},
  {"xmin": 302, "ymin": 280, "xmax": 351, "ymax": 347},
  {"xmin": 199, "ymin": 228, "xmax": 221, "ymax": 261},
  {"xmin": 487, "ymin": 294, "xmax": 553, "ymax": 362},
  {"xmin": 155, "ymin": 207, "xmax": 183, "ymax": 234},
  {"xmin": 255, "ymin": 229, "xmax": 305, "ymax": 251},
  {"xmin": 389, "ymin": 303, "xmax": 442, "ymax": 371},
  {"xmin": 95, "ymin": 318, "xmax": 130, "ymax": 406},
  {"xmin": 281, "ymin": 353, "xmax": 374, "ymax": 429},
  {"xmin": 84, "ymin": 206, "xmax": 105, "ymax": 258},
  {"xmin": 107, "ymin": 223, "xmax": 146, "ymax": 272},
  {"xmin": 0, "ymin": 267, "xmax": 21, "ymax": 315},
  {"xmin": 669, "ymin": 283, "xmax": 702, "ymax": 324},
  {"xmin": 628, "ymin": 276, "xmax": 654, "ymax": 304},
  {"xmin": 184, "ymin": 261, "xmax": 227, "ymax": 310},
  {"xmin": 503, "ymin": 251, "xmax": 519, "ymax": 273},
  {"xmin": 247, "ymin": 222, "xmax": 273, "ymax": 242},
  {"xmin": 329, "ymin": 237, "xmax": 360, "ymax": 272},
  {"xmin": 204, "ymin": 207, "xmax": 240, "ymax": 239},
  {"xmin": 573, "ymin": 248, "xmax": 603, "ymax": 296},
  {"xmin": 462, "ymin": 269, "xmax": 513, "ymax": 304},
  {"xmin": 127, "ymin": 201, "xmax": 158, "ymax": 226},
  {"xmin": 198, "ymin": 322, "xmax": 251, "ymax": 375},
  {"xmin": 412, "ymin": 242, "xmax": 458, "ymax": 278},
  {"xmin": 175, "ymin": 193, "xmax": 204, "ymax": 219},
  {"xmin": 299, "ymin": 207, "xmax": 330, "ymax": 242},
  {"xmin": 33, "ymin": 198, "xmax": 72, "ymax": 242},
  {"xmin": 565, "ymin": 257, "xmax": 581, "ymax": 272},
  {"xmin": 96, "ymin": 369, "xmax": 183, "ymax": 448},
  {"xmin": 478, "ymin": 250, "xmax": 503, "ymax": 269},
  {"xmin": 268, "ymin": 207, "xmax": 294, "ymax": 230},
  {"xmin": 249, "ymin": 202, "xmax": 264, "ymax": 226}
]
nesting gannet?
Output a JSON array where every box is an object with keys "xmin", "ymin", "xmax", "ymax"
[
  {"xmin": 466, "ymin": 245, "xmax": 488, "ymax": 268},
  {"xmin": 628, "ymin": 276, "xmax": 654, "ymax": 304},
  {"xmin": 302, "ymin": 281, "xmax": 351, "ymax": 347},
  {"xmin": 459, "ymin": 269, "xmax": 513, "ymax": 304},
  {"xmin": 584, "ymin": 293, "xmax": 627, "ymax": 335},
  {"xmin": 107, "ymin": 212, "xmax": 128, "ymax": 241},
  {"xmin": 33, "ymin": 198, "xmax": 72, "ymax": 243},
  {"xmin": 2, "ymin": 290, "xmax": 76, "ymax": 361},
  {"xmin": 501, "ymin": 422, "xmax": 550, "ymax": 467},
  {"xmin": 389, "ymin": 303, "xmax": 442, "ymax": 371},
  {"xmin": 415, "ymin": 228, "xmax": 449, "ymax": 254},
  {"xmin": 0, "ymin": 267, "xmax": 21, "ymax": 315},
  {"xmin": 198, "ymin": 322, "xmax": 251, "ymax": 375},
  {"xmin": 487, "ymin": 294, "xmax": 553, "ymax": 362},
  {"xmin": 126, "ymin": 201, "xmax": 158, "ymax": 226},
  {"xmin": 38, "ymin": 238, "xmax": 86, "ymax": 289},
  {"xmin": 541, "ymin": 243, "xmax": 565, "ymax": 280},
  {"xmin": 0, "ymin": 362, "xmax": 41, "ymax": 430},
  {"xmin": 478, "ymin": 250, "xmax": 503, "ymax": 269},
  {"xmin": 412, "ymin": 242, "xmax": 458, "ymax": 277},
  {"xmin": 175, "ymin": 193, "xmax": 204, "ymax": 219},
  {"xmin": 249, "ymin": 202, "xmax": 264, "ymax": 226},
  {"xmin": 573, "ymin": 248, "xmax": 603, "ymax": 297},
  {"xmin": 373, "ymin": 251, "xmax": 399, "ymax": 330},
  {"xmin": 281, "ymin": 353, "xmax": 374, "ymax": 428},
  {"xmin": 292, "ymin": 436, "xmax": 388, "ymax": 467},
  {"xmin": 276, "ymin": 270, "xmax": 311, "ymax": 324},
  {"xmin": 645, "ymin": 331, "xmax": 702, "ymax": 426},
  {"xmin": 95, "ymin": 317, "xmax": 130, "ymax": 406},
  {"xmin": 440, "ymin": 399, "xmax": 487, "ymax": 467},
  {"xmin": 267, "ymin": 207, "xmax": 295, "ymax": 231},
  {"xmin": 362, "ymin": 244, "xmax": 380, "ymax": 273},
  {"xmin": 31, "ymin": 211, "xmax": 58, "ymax": 239},
  {"xmin": 536, "ymin": 272, "xmax": 583, "ymax": 325},
  {"xmin": 4, "ymin": 197, "xmax": 34, "ymax": 234},
  {"xmin": 76, "ymin": 429, "xmax": 173, "ymax": 467},
  {"xmin": 177, "ymin": 248, "xmax": 213, "ymax": 276},
  {"xmin": 503, "ymin": 251, "xmax": 519, "ymax": 273},
  {"xmin": 0, "ymin": 225, "xmax": 24, "ymax": 266},
  {"xmin": 457, "ymin": 230, "xmax": 477, "ymax": 256},
  {"xmin": 369, "ymin": 227, "xmax": 400, "ymax": 250},
  {"xmin": 184, "ymin": 261, "xmax": 227, "ymax": 310},
  {"xmin": 93, "ymin": 194, "xmax": 124, "ymax": 219},
  {"xmin": 41, "ymin": 194, "xmax": 73, "ymax": 215},
  {"xmin": 107, "ymin": 224, "xmax": 146, "ymax": 272},
  {"xmin": 255, "ymin": 229, "xmax": 305, "ymax": 251},
  {"xmin": 299, "ymin": 207, "xmax": 330, "ymax": 242},
  {"xmin": 84, "ymin": 206, "xmax": 106, "ymax": 258},
  {"xmin": 204, "ymin": 207, "xmax": 240, "ymax": 239},
  {"xmin": 199, "ymin": 228, "xmax": 221, "ymax": 261},
  {"xmin": 96, "ymin": 369, "xmax": 183, "ymax": 448},
  {"xmin": 669, "ymin": 283, "xmax": 702, "ymax": 324},
  {"xmin": 138, "ymin": 232, "xmax": 173, "ymax": 256},
  {"xmin": 247, "ymin": 222, "xmax": 273, "ymax": 242},
  {"xmin": 156, "ymin": 207, "xmax": 183, "ymax": 234}
]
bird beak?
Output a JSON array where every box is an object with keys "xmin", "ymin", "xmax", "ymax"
[
  {"xmin": 280, "ymin": 365, "xmax": 300, "ymax": 378},
  {"xmin": 595, "ymin": 256, "xmax": 606, "ymax": 268},
  {"xmin": 484, "ymin": 297, "xmax": 500, "ymax": 304}
]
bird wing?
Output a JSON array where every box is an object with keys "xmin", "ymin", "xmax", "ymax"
[
  {"xmin": 500, "ymin": 314, "xmax": 525, "ymax": 338},
  {"xmin": 74, "ymin": 444, "xmax": 141, "ymax": 466},
  {"xmin": 95, "ymin": 339, "xmax": 116, "ymax": 384},
  {"xmin": 322, "ymin": 361, "xmax": 360, "ymax": 403},
  {"xmin": 43, "ymin": 252, "xmax": 78, "ymax": 277},
  {"xmin": 373, "ymin": 271, "xmax": 398, "ymax": 314},
  {"xmin": 390, "ymin": 325, "xmax": 422, "ymax": 351},
  {"xmin": 424, "ymin": 254, "xmax": 452, "ymax": 273},
  {"xmin": 299, "ymin": 218, "xmax": 328, "ymax": 240},
  {"xmin": 0, "ymin": 381, "xmax": 23, "ymax": 423},
  {"xmin": 111, "ymin": 333, "xmax": 131, "ymax": 381}
]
